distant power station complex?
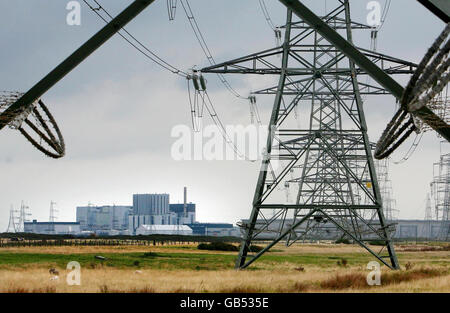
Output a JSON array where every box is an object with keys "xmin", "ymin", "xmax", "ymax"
[
  {"xmin": 18, "ymin": 187, "xmax": 240, "ymax": 237},
  {"xmin": 76, "ymin": 190, "xmax": 197, "ymax": 235}
]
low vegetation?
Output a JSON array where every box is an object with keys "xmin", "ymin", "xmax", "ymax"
[
  {"xmin": 197, "ymin": 242, "xmax": 238, "ymax": 252},
  {"xmin": 0, "ymin": 242, "xmax": 448, "ymax": 293},
  {"xmin": 319, "ymin": 268, "xmax": 446, "ymax": 290}
]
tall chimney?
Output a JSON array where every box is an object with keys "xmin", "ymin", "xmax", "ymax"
[{"xmin": 183, "ymin": 187, "xmax": 187, "ymax": 218}]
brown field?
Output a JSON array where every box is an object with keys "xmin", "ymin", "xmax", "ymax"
[{"xmin": 0, "ymin": 242, "xmax": 448, "ymax": 293}]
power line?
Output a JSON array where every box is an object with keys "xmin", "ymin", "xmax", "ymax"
[
  {"xmin": 259, "ymin": 0, "xmax": 276, "ymax": 31},
  {"xmin": 377, "ymin": 0, "xmax": 391, "ymax": 31},
  {"xmin": 83, "ymin": 0, "xmax": 188, "ymax": 77},
  {"xmin": 179, "ymin": 0, "xmax": 244, "ymax": 99},
  {"xmin": 258, "ymin": 0, "xmax": 282, "ymax": 47},
  {"xmin": 167, "ymin": 0, "xmax": 177, "ymax": 21},
  {"xmin": 393, "ymin": 132, "xmax": 424, "ymax": 164},
  {"xmin": 203, "ymin": 91, "xmax": 250, "ymax": 160},
  {"xmin": 187, "ymin": 74, "xmax": 254, "ymax": 161}
]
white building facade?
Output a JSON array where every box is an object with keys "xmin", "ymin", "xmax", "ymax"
[
  {"xmin": 76, "ymin": 205, "xmax": 132, "ymax": 232},
  {"xmin": 136, "ymin": 224, "xmax": 193, "ymax": 236},
  {"xmin": 24, "ymin": 220, "xmax": 81, "ymax": 235}
]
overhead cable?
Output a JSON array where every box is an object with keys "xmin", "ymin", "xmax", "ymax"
[
  {"xmin": 179, "ymin": 0, "xmax": 244, "ymax": 99},
  {"xmin": 83, "ymin": 0, "xmax": 188, "ymax": 78}
]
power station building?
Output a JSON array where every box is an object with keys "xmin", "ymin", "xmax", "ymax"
[
  {"xmin": 76, "ymin": 205, "xmax": 132, "ymax": 234},
  {"xmin": 169, "ymin": 203, "xmax": 196, "ymax": 224},
  {"xmin": 239, "ymin": 218, "xmax": 447, "ymax": 241},
  {"xmin": 127, "ymin": 189, "xmax": 197, "ymax": 234},
  {"xmin": 135, "ymin": 224, "xmax": 193, "ymax": 236},
  {"xmin": 187, "ymin": 223, "xmax": 240, "ymax": 237},
  {"xmin": 19, "ymin": 188, "xmax": 222, "ymax": 236},
  {"xmin": 133, "ymin": 194, "xmax": 170, "ymax": 215},
  {"xmin": 24, "ymin": 220, "xmax": 81, "ymax": 235}
]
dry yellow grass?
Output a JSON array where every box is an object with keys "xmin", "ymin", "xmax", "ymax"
[{"xmin": 1, "ymin": 267, "xmax": 448, "ymax": 293}]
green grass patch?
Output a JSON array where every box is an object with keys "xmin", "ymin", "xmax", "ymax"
[{"xmin": 0, "ymin": 251, "xmax": 237, "ymax": 271}]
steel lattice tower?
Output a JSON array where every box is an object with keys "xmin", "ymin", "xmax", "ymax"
[
  {"xmin": 6, "ymin": 205, "xmax": 17, "ymax": 233},
  {"xmin": 203, "ymin": 0, "xmax": 416, "ymax": 269},
  {"xmin": 375, "ymin": 159, "xmax": 398, "ymax": 222},
  {"xmin": 431, "ymin": 148, "xmax": 450, "ymax": 241}
]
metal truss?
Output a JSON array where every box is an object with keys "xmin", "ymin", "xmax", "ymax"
[
  {"xmin": 431, "ymin": 147, "xmax": 450, "ymax": 241},
  {"xmin": 202, "ymin": 0, "xmax": 418, "ymax": 270},
  {"xmin": 375, "ymin": 159, "xmax": 399, "ymax": 222}
]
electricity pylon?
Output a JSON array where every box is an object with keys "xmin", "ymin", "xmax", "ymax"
[
  {"xmin": 6, "ymin": 205, "xmax": 16, "ymax": 233},
  {"xmin": 48, "ymin": 201, "xmax": 58, "ymax": 234},
  {"xmin": 431, "ymin": 148, "xmax": 450, "ymax": 241},
  {"xmin": 14, "ymin": 201, "xmax": 31, "ymax": 233},
  {"xmin": 203, "ymin": 0, "xmax": 416, "ymax": 269},
  {"xmin": 375, "ymin": 159, "xmax": 398, "ymax": 222}
]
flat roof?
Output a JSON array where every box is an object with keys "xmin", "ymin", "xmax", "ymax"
[{"xmin": 25, "ymin": 222, "xmax": 80, "ymax": 225}]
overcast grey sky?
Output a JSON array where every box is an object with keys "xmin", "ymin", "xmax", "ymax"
[{"xmin": 0, "ymin": 0, "xmax": 447, "ymax": 230}]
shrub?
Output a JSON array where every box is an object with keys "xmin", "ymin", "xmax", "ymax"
[
  {"xmin": 337, "ymin": 258, "xmax": 348, "ymax": 267},
  {"xmin": 320, "ymin": 268, "xmax": 444, "ymax": 290},
  {"xmin": 141, "ymin": 252, "xmax": 158, "ymax": 258},
  {"xmin": 404, "ymin": 262, "xmax": 414, "ymax": 270},
  {"xmin": 335, "ymin": 238, "xmax": 351, "ymax": 244},
  {"xmin": 320, "ymin": 273, "xmax": 367, "ymax": 289},
  {"xmin": 367, "ymin": 240, "xmax": 386, "ymax": 246},
  {"xmin": 197, "ymin": 242, "xmax": 238, "ymax": 252},
  {"xmin": 292, "ymin": 282, "xmax": 309, "ymax": 292},
  {"xmin": 248, "ymin": 245, "xmax": 264, "ymax": 252}
]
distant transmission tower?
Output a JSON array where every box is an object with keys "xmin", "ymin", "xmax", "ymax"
[
  {"xmin": 430, "ymin": 145, "xmax": 450, "ymax": 241},
  {"xmin": 6, "ymin": 205, "xmax": 17, "ymax": 233},
  {"xmin": 14, "ymin": 201, "xmax": 31, "ymax": 233},
  {"xmin": 424, "ymin": 193, "xmax": 436, "ymax": 240},
  {"xmin": 203, "ymin": 0, "xmax": 416, "ymax": 269},
  {"xmin": 375, "ymin": 159, "xmax": 398, "ymax": 222},
  {"xmin": 48, "ymin": 201, "xmax": 58, "ymax": 234}
]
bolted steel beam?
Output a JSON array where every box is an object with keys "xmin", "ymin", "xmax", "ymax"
[{"xmin": 418, "ymin": 0, "xmax": 450, "ymax": 23}]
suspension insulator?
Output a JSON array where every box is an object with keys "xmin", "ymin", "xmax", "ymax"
[
  {"xmin": 371, "ymin": 30, "xmax": 378, "ymax": 40},
  {"xmin": 192, "ymin": 75, "xmax": 201, "ymax": 91},
  {"xmin": 199, "ymin": 75, "xmax": 207, "ymax": 91}
]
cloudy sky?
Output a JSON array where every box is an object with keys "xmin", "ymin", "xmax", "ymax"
[{"xmin": 0, "ymin": 0, "xmax": 447, "ymax": 230}]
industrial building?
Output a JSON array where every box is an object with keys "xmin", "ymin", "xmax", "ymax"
[
  {"xmin": 76, "ymin": 205, "xmax": 132, "ymax": 234},
  {"xmin": 187, "ymin": 223, "xmax": 240, "ymax": 237},
  {"xmin": 169, "ymin": 203, "xmax": 196, "ymax": 224},
  {"xmin": 128, "ymin": 213, "xmax": 178, "ymax": 232},
  {"xmin": 127, "ymin": 188, "xmax": 197, "ymax": 234},
  {"xmin": 393, "ymin": 220, "xmax": 447, "ymax": 240},
  {"xmin": 239, "ymin": 219, "xmax": 448, "ymax": 241},
  {"xmin": 24, "ymin": 220, "xmax": 81, "ymax": 235},
  {"xmin": 18, "ymin": 188, "xmax": 245, "ymax": 238},
  {"xmin": 136, "ymin": 224, "xmax": 193, "ymax": 236},
  {"xmin": 133, "ymin": 193, "xmax": 169, "ymax": 215}
]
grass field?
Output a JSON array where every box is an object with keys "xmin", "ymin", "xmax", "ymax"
[{"xmin": 0, "ymin": 242, "xmax": 448, "ymax": 293}]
